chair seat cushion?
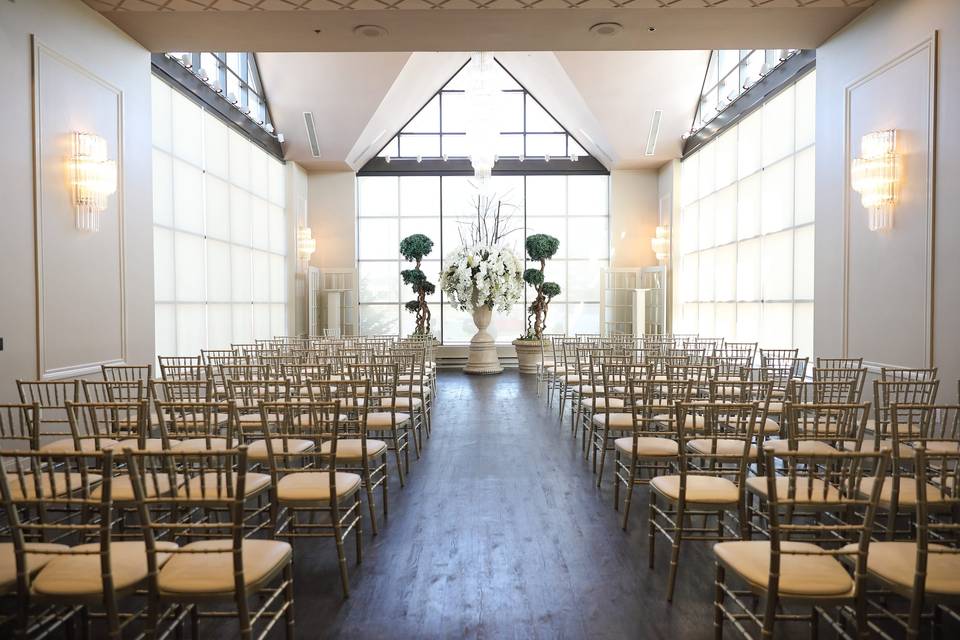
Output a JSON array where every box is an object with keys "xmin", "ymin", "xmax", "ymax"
[
  {"xmin": 5, "ymin": 472, "xmax": 102, "ymax": 499},
  {"xmin": 745, "ymin": 476, "xmax": 842, "ymax": 503},
  {"xmin": 158, "ymin": 539, "xmax": 291, "ymax": 597},
  {"xmin": 276, "ymin": 471, "xmax": 362, "ymax": 504},
  {"xmin": 171, "ymin": 437, "xmax": 229, "ymax": 453},
  {"xmin": 580, "ymin": 397, "xmax": 625, "ymax": 409},
  {"xmin": 381, "ymin": 397, "xmax": 422, "ymax": 409},
  {"xmin": 116, "ymin": 437, "xmax": 180, "ymax": 452},
  {"xmin": 653, "ymin": 414, "xmax": 703, "ymax": 429},
  {"xmin": 0, "ymin": 542, "xmax": 70, "ymax": 595},
  {"xmin": 93, "ymin": 473, "xmax": 183, "ymax": 502},
  {"xmin": 183, "ymin": 472, "xmax": 271, "ymax": 500},
  {"xmin": 650, "ymin": 474, "xmax": 739, "ymax": 504},
  {"xmin": 840, "ymin": 541, "xmax": 960, "ymax": 595},
  {"xmin": 858, "ymin": 477, "xmax": 952, "ymax": 508},
  {"xmin": 320, "ymin": 438, "xmax": 387, "ymax": 459},
  {"xmin": 397, "ymin": 385, "xmax": 430, "ymax": 396},
  {"xmin": 763, "ymin": 439, "xmax": 838, "ymax": 455},
  {"xmin": 614, "ymin": 436, "xmax": 678, "ymax": 457},
  {"xmin": 714, "ymin": 541, "xmax": 854, "ymax": 597},
  {"xmin": 592, "ymin": 413, "xmax": 633, "ymax": 428},
  {"xmin": 687, "ymin": 438, "xmax": 757, "ymax": 458},
  {"xmin": 40, "ymin": 437, "xmax": 120, "ymax": 453},
  {"xmin": 366, "ymin": 412, "xmax": 410, "ymax": 427},
  {"xmin": 32, "ymin": 541, "xmax": 177, "ymax": 597},
  {"xmin": 246, "ymin": 438, "xmax": 314, "ymax": 462}
]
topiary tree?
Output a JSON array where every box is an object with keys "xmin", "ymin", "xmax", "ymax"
[
  {"xmin": 523, "ymin": 233, "xmax": 561, "ymax": 340},
  {"xmin": 400, "ymin": 233, "xmax": 436, "ymax": 336}
]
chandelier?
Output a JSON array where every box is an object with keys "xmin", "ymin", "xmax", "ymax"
[
  {"xmin": 464, "ymin": 52, "xmax": 501, "ymax": 184},
  {"xmin": 71, "ymin": 132, "xmax": 117, "ymax": 232},
  {"xmin": 851, "ymin": 129, "xmax": 899, "ymax": 232}
]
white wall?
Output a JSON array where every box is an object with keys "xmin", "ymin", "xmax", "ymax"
[
  {"xmin": 307, "ymin": 171, "xmax": 357, "ymax": 270},
  {"xmin": 0, "ymin": 0, "xmax": 153, "ymax": 399},
  {"xmin": 815, "ymin": 0, "xmax": 960, "ymax": 387},
  {"xmin": 609, "ymin": 169, "xmax": 660, "ymax": 268}
]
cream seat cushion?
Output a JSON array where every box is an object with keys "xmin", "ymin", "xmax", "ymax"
[
  {"xmin": 397, "ymin": 385, "xmax": 430, "ymax": 396},
  {"xmin": 366, "ymin": 412, "xmax": 410, "ymax": 427},
  {"xmin": 763, "ymin": 439, "xmax": 838, "ymax": 456},
  {"xmin": 687, "ymin": 438, "xmax": 758, "ymax": 458},
  {"xmin": 0, "ymin": 542, "xmax": 69, "ymax": 595},
  {"xmin": 650, "ymin": 474, "xmax": 739, "ymax": 504},
  {"xmin": 320, "ymin": 438, "xmax": 387, "ymax": 459},
  {"xmin": 246, "ymin": 438, "xmax": 314, "ymax": 462},
  {"xmin": 5, "ymin": 472, "xmax": 102, "ymax": 500},
  {"xmin": 592, "ymin": 413, "xmax": 633, "ymax": 429},
  {"xmin": 579, "ymin": 397, "xmax": 625, "ymax": 409},
  {"xmin": 32, "ymin": 541, "xmax": 177, "ymax": 597},
  {"xmin": 653, "ymin": 414, "xmax": 704, "ymax": 429},
  {"xmin": 40, "ymin": 438, "xmax": 120, "ymax": 453},
  {"xmin": 858, "ymin": 477, "xmax": 952, "ymax": 508},
  {"xmin": 768, "ymin": 402, "xmax": 784, "ymax": 414},
  {"xmin": 714, "ymin": 541, "xmax": 854, "ymax": 597},
  {"xmin": 614, "ymin": 437, "xmax": 678, "ymax": 457},
  {"xmin": 841, "ymin": 541, "xmax": 960, "ymax": 595},
  {"xmin": 158, "ymin": 539, "xmax": 291, "ymax": 597},
  {"xmin": 116, "ymin": 437, "xmax": 180, "ymax": 452},
  {"xmin": 182, "ymin": 471, "xmax": 271, "ymax": 499},
  {"xmin": 93, "ymin": 473, "xmax": 183, "ymax": 502},
  {"xmin": 171, "ymin": 437, "xmax": 229, "ymax": 453},
  {"xmin": 381, "ymin": 397, "xmax": 422, "ymax": 410},
  {"xmin": 276, "ymin": 471, "xmax": 361, "ymax": 504},
  {"xmin": 745, "ymin": 476, "xmax": 842, "ymax": 503}
]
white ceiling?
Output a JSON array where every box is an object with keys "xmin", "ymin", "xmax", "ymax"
[{"xmin": 258, "ymin": 50, "xmax": 710, "ymax": 172}]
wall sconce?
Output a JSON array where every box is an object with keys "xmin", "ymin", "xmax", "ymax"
[
  {"xmin": 297, "ymin": 226, "xmax": 316, "ymax": 270},
  {"xmin": 851, "ymin": 129, "xmax": 898, "ymax": 232},
  {"xmin": 71, "ymin": 132, "xmax": 117, "ymax": 232},
  {"xmin": 650, "ymin": 225, "xmax": 670, "ymax": 262}
]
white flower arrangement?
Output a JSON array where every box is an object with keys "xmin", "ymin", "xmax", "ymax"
[{"xmin": 439, "ymin": 244, "xmax": 524, "ymax": 313}]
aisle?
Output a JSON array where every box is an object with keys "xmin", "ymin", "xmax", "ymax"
[{"xmin": 217, "ymin": 371, "xmax": 719, "ymax": 639}]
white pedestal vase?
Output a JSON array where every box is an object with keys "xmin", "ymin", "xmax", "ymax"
[{"xmin": 464, "ymin": 304, "xmax": 502, "ymax": 375}]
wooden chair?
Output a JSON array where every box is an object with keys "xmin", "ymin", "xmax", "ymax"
[
  {"xmin": 346, "ymin": 362, "xmax": 414, "ymax": 483},
  {"xmin": 0, "ymin": 403, "xmax": 40, "ymax": 451},
  {"xmin": 16, "ymin": 380, "xmax": 79, "ymax": 448}
]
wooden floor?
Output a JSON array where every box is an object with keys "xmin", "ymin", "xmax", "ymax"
[{"xmin": 207, "ymin": 370, "xmax": 728, "ymax": 639}]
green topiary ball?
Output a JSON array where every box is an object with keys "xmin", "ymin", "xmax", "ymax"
[
  {"xmin": 401, "ymin": 268, "xmax": 427, "ymax": 286},
  {"xmin": 541, "ymin": 282, "xmax": 561, "ymax": 299},
  {"xmin": 404, "ymin": 300, "xmax": 421, "ymax": 312},
  {"xmin": 525, "ymin": 234, "xmax": 560, "ymax": 261},
  {"xmin": 523, "ymin": 268, "xmax": 544, "ymax": 286},
  {"xmin": 400, "ymin": 234, "xmax": 434, "ymax": 262}
]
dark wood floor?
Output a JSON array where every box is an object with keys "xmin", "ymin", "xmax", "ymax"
[{"xmin": 209, "ymin": 370, "xmax": 728, "ymax": 639}]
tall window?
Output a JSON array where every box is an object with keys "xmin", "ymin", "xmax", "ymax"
[
  {"xmin": 152, "ymin": 75, "xmax": 287, "ymax": 356},
  {"xmin": 674, "ymin": 70, "xmax": 815, "ymax": 356},
  {"xmin": 167, "ymin": 52, "xmax": 272, "ymax": 131},
  {"xmin": 357, "ymin": 174, "xmax": 609, "ymax": 343}
]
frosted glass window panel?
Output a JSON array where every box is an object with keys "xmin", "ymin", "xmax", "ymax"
[
  {"xmin": 698, "ymin": 303, "xmax": 716, "ymax": 336},
  {"xmin": 271, "ymin": 304, "xmax": 286, "ymax": 336},
  {"xmin": 526, "ymin": 217, "xmax": 567, "ymax": 259},
  {"xmin": 441, "ymin": 134, "xmax": 469, "ymax": 158},
  {"xmin": 544, "ymin": 303, "xmax": 567, "ymax": 335},
  {"xmin": 151, "ymin": 77, "xmax": 172, "ymax": 153},
  {"xmin": 761, "ymin": 303, "xmax": 792, "ymax": 348},
  {"xmin": 358, "ymin": 219, "xmax": 399, "ymax": 261},
  {"xmin": 566, "ymin": 260, "xmax": 602, "ymax": 303},
  {"xmin": 526, "ymin": 176, "xmax": 566, "ymax": 216},
  {"xmin": 794, "ymin": 146, "xmax": 816, "ymax": 225},
  {"xmin": 203, "ymin": 113, "xmax": 229, "ymax": 180},
  {"xmin": 232, "ymin": 305, "xmax": 253, "ymax": 344},
  {"xmin": 441, "ymin": 306, "xmax": 474, "ymax": 344},
  {"xmin": 442, "ymin": 218, "xmax": 474, "ymax": 257},
  {"xmin": 490, "ymin": 176, "xmax": 524, "ymax": 211},
  {"xmin": 359, "ymin": 262, "xmax": 399, "ymax": 303},
  {"xmin": 794, "ymin": 71, "xmax": 816, "ymax": 150},
  {"xmin": 206, "ymin": 240, "xmax": 232, "ymax": 302},
  {"xmin": 440, "ymin": 92, "xmax": 467, "ymax": 133},
  {"xmin": 153, "ymin": 227, "xmax": 175, "ymax": 301},
  {"xmin": 176, "ymin": 305, "xmax": 206, "ymax": 357},
  {"xmin": 231, "ymin": 246, "xmax": 251, "ymax": 302},
  {"xmin": 677, "ymin": 304, "xmax": 698, "ymax": 334},
  {"xmin": 714, "ymin": 184, "xmax": 737, "ymax": 246},
  {"xmin": 405, "ymin": 96, "xmax": 439, "ymax": 133},
  {"xmin": 377, "ymin": 138, "xmax": 398, "ymax": 159},
  {"xmin": 698, "ymin": 141, "xmax": 715, "ymax": 198},
  {"xmin": 361, "ymin": 305, "xmax": 400, "ymax": 336},
  {"xmin": 762, "ymin": 86, "xmax": 795, "ymax": 166},
  {"xmin": 268, "ymin": 159, "xmax": 285, "ymax": 207},
  {"xmin": 228, "ymin": 130, "xmax": 251, "ymax": 192},
  {"xmin": 525, "ymin": 134, "xmax": 567, "ymax": 158},
  {"xmin": 793, "ymin": 302, "xmax": 814, "ymax": 358},
  {"xmin": 204, "ymin": 175, "xmax": 230, "ymax": 241},
  {"xmin": 760, "ymin": 156, "xmax": 794, "ymax": 234},
  {"xmin": 793, "ymin": 225, "xmax": 814, "ymax": 300},
  {"xmin": 229, "ymin": 188, "xmax": 252, "ymax": 246},
  {"xmin": 569, "ymin": 303, "xmax": 600, "ymax": 334},
  {"xmin": 155, "ymin": 304, "xmax": 176, "ymax": 359},
  {"xmin": 714, "ymin": 128, "xmax": 738, "ymax": 189},
  {"xmin": 715, "ymin": 303, "xmax": 737, "ymax": 340},
  {"xmin": 269, "ymin": 254, "xmax": 285, "ymax": 303},
  {"xmin": 568, "ymin": 137, "xmax": 588, "ymax": 158},
  {"xmin": 400, "ymin": 176, "xmax": 440, "ymax": 217},
  {"xmin": 250, "ymin": 197, "xmax": 270, "ymax": 251},
  {"xmin": 207, "ymin": 304, "xmax": 232, "ymax": 349},
  {"xmin": 737, "ymin": 112, "xmax": 762, "ymax": 179},
  {"xmin": 268, "ymin": 205, "xmax": 286, "ymax": 254},
  {"xmin": 737, "ymin": 173, "xmax": 761, "ymax": 240},
  {"xmin": 153, "ymin": 150, "xmax": 173, "ymax": 226},
  {"xmin": 679, "ymin": 255, "xmax": 699, "ymax": 303},
  {"xmin": 567, "ymin": 217, "xmax": 608, "ymax": 260},
  {"xmin": 439, "ymin": 176, "xmax": 475, "ymax": 217},
  {"xmin": 399, "ymin": 134, "xmax": 440, "ymax": 159},
  {"xmin": 497, "ymin": 134, "xmax": 524, "ymax": 158},
  {"xmin": 525, "ymin": 95, "xmax": 563, "ymax": 132},
  {"xmin": 698, "ymin": 249, "xmax": 716, "ymax": 301},
  {"xmin": 252, "ymin": 304, "xmax": 271, "ymax": 339},
  {"xmin": 680, "ymin": 153, "xmax": 699, "ymax": 207},
  {"xmin": 170, "ymin": 91, "xmax": 202, "ymax": 168},
  {"xmin": 737, "ymin": 238, "xmax": 761, "ymax": 301},
  {"xmin": 568, "ymin": 175, "xmax": 608, "ymax": 216},
  {"xmin": 680, "ymin": 203, "xmax": 699, "ymax": 255},
  {"xmin": 174, "ymin": 233, "xmax": 205, "ymax": 302},
  {"xmin": 495, "ymin": 92, "xmax": 524, "ymax": 133},
  {"xmin": 698, "ymin": 195, "xmax": 715, "ymax": 250},
  {"xmin": 400, "ymin": 307, "xmax": 418, "ymax": 338},
  {"xmin": 251, "ymin": 251, "xmax": 270, "ymax": 302},
  {"xmin": 714, "ymin": 244, "xmax": 737, "ymax": 302},
  {"xmin": 359, "ymin": 176, "xmax": 399, "ymax": 217},
  {"xmin": 173, "ymin": 160, "xmax": 204, "ymax": 234},
  {"xmin": 400, "ymin": 217, "xmax": 441, "ymax": 250},
  {"xmin": 736, "ymin": 303, "xmax": 761, "ymax": 344},
  {"xmin": 249, "ymin": 148, "xmax": 269, "ymax": 199},
  {"xmin": 761, "ymin": 230, "xmax": 794, "ymax": 301}
]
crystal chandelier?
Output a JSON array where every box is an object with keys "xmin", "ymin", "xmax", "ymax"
[{"xmin": 464, "ymin": 52, "xmax": 501, "ymax": 184}]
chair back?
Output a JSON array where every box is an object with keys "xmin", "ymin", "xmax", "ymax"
[{"xmin": 0, "ymin": 404, "xmax": 40, "ymax": 450}]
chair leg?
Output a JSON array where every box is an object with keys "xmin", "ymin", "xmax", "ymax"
[
  {"xmin": 333, "ymin": 519, "xmax": 350, "ymax": 598},
  {"xmin": 613, "ymin": 450, "xmax": 621, "ymax": 511},
  {"xmin": 714, "ymin": 564, "xmax": 725, "ymax": 640},
  {"xmin": 597, "ymin": 428, "xmax": 609, "ymax": 487},
  {"xmin": 381, "ymin": 453, "xmax": 389, "ymax": 521},
  {"xmin": 365, "ymin": 470, "xmax": 379, "ymax": 536},
  {"xmin": 283, "ymin": 563, "xmax": 296, "ymax": 640},
  {"xmin": 760, "ymin": 590, "xmax": 778, "ymax": 639},
  {"xmin": 236, "ymin": 591, "xmax": 252, "ymax": 640},
  {"xmin": 666, "ymin": 502, "xmax": 684, "ymax": 602},
  {"xmin": 355, "ymin": 493, "xmax": 363, "ymax": 565},
  {"xmin": 392, "ymin": 428, "xmax": 406, "ymax": 488},
  {"xmin": 647, "ymin": 492, "xmax": 656, "ymax": 564}
]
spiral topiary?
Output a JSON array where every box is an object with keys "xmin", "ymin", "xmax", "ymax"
[
  {"xmin": 400, "ymin": 234, "xmax": 436, "ymax": 336},
  {"xmin": 521, "ymin": 234, "xmax": 561, "ymax": 340}
]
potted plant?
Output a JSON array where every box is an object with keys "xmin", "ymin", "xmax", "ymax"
[
  {"xmin": 513, "ymin": 233, "xmax": 561, "ymax": 374},
  {"xmin": 400, "ymin": 233, "xmax": 437, "ymax": 338}
]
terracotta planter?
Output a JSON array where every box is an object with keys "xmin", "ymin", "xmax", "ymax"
[{"xmin": 512, "ymin": 339, "xmax": 544, "ymax": 375}]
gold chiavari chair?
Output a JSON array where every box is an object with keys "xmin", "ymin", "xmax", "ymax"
[
  {"xmin": 261, "ymin": 401, "xmax": 363, "ymax": 598},
  {"xmin": 101, "ymin": 364, "xmax": 154, "ymax": 399},
  {"xmin": 854, "ymin": 448, "xmax": 960, "ymax": 638},
  {"xmin": 592, "ymin": 362, "xmax": 653, "ymax": 485},
  {"xmin": 0, "ymin": 403, "xmax": 40, "ymax": 452},
  {"xmin": 881, "ymin": 366, "xmax": 939, "ymax": 383},
  {"xmin": 373, "ymin": 355, "xmax": 426, "ymax": 456},
  {"xmin": 226, "ymin": 378, "xmax": 291, "ymax": 434},
  {"xmin": 544, "ymin": 335, "xmax": 571, "ymax": 409},
  {"xmin": 555, "ymin": 338, "xmax": 587, "ymax": 421},
  {"xmin": 714, "ymin": 449, "xmax": 889, "ymax": 640},
  {"xmin": 16, "ymin": 380, "xmax": 79, "ymax": 448},
  {"xmin": 713, "ymin": 351, "xmax": 753, "ymax": 382},
  {"xmin": 869, "ymin": 379, "xmax": 940, "ymax": 448},
  {"xmin": 123, "ymin": 448, "xmax": 293, "ymax": 640},
  {"xmin": 568, "ymin": 345, "xmax": 611, "ymax": 437},
  {"xmin": 151, "ymin": 379, "xmax": 216, "ymax": 405},
  {"xmin": 282, "ymin": 362, "xmax": 334, "ymax": 399},
  {"xmin": 649, "ymin": 401, "xmax": 758, "ymax": 601},
  {"xmin": 200, "ymin": 348, "xmax": 239, "ymax": 365},
  {"xmin": 709, "ymin": 380, "xmax": 776, "ymax": 458},
  {"xmin": 812, "ymin": 368, "xmax": 866, "ymax": 402},
  {"xmin": 343, "ymin": 363, "xmax": 412, "ymax": 486},
  {"xmin": 723, "ymin": 341, "xmax": 758, "ymax": 362},
  {"xmin": 52, "ymin": 401, "xmax": 150, "ymax": 455},
  {"xmin": 582, "ymin": 356, "xmax": 631, "ymax": 468},
  {"xmin": 390, "ymin": 348, "xmax": 433, "ymax": 438},
  {"xmin": 157, "ymin": 400, "xmax": 236, "ymax": 453}
]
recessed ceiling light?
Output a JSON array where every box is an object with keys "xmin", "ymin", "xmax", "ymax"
[
  {"xmin": 589, "ymin": 22, "xmax": 623, "ymax": 37},
  {"xmin": 354, "ymin": 24, "xmax": 388, "ymax": 38},
  {"xmin": 648, "ymin": 26, "xmax": 656, "ymax": 32}
]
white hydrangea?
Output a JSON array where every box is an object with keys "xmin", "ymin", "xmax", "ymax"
[{"xmin": 439, "ymin": 244, "xmax": 523, "ymax": 313}]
